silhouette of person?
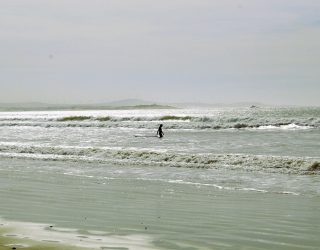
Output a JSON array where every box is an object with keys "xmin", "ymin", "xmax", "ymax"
[{"xmin": 157, "ymin": 124, "xmax": 164, "ymax": 138}]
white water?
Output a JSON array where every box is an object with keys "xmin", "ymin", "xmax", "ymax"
[{"xmin": 0, "ymin": 107, "xmax": 320, "ymax": 249}]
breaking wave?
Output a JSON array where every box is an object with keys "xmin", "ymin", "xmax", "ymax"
[
  {"xmin": 0, "ymin": 144, "xmax": 318, "ymax": 174},
  {"xmin": 0, "ymin": 114, "xmax": 318, "ymax": 130}
]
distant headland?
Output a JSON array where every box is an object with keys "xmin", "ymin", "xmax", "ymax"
[
  {"xmin": 0, "ymin": 101, "xmax": 176, "ymax": 111},
  {"xmin": 0, "ymin": 99, "xmax": 280, "ymax": 111}
]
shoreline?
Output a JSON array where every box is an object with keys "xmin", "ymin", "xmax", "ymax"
[{"xmin": 0, "ymin": 219, "xmax": 154, "ymax": 250}]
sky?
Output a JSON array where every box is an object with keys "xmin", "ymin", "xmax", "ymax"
[{"xmin": 1, "ymin": 0, "xmax": 320, "ymax": 106}]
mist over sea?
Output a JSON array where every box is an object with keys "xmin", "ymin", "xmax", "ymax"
[{"xmin": 1, "ymin": 106, "xmax": 319, "ymax": 249}]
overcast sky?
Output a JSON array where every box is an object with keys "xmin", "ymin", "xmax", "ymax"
[{"xmin": 1, "ymin": 0, "xmax": 319, "ymax": 105}]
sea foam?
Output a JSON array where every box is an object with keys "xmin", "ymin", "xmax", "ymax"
[{"xmin": 0, "ymin": 143, "xmax": 318, "ymax": 174}]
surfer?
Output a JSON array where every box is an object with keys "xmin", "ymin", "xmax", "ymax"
[{"xmin": 157, "ymin": 124, "xmax": 164, "ymax": 138}]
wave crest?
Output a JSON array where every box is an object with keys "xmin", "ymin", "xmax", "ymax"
[
  {"xmin": 0, "ymin": 144, "xmax": 318, "ymax": 174},
  {"xmin": 0, "ymin": 118, "xmax": 317, "ymax": 130}
]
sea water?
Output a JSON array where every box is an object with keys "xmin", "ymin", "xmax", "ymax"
[{"xmin": 0, "ymin": 107, "xmax": 319, "ymax": 249}]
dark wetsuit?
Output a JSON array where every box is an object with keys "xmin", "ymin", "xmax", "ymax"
[{"xmin": 157, "ymin": 125, "xmax": 164, "ymax": 138}]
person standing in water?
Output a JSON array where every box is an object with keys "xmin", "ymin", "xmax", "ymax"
[{"xmin": 157, "ymin": 124, "xmax": 164, "ymax": 138}]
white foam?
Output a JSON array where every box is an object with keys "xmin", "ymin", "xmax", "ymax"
[
  {"xmin": 0, "ymin": 143, "xmax": 319, "ymax": 174},
  {"xmin": 132, "ymin": 177, "xmax": 300, "ymax": 196},
  {"xmin": 280, "ymin": 123, "xmax": 312, "ymax": 130},
  {"xmin": 256, "ymin": 123, "xmax": 312, "ymax": 130},
  {"xmin": 0, "ymin": 219, "xmax": 156, "ymax": 250}
]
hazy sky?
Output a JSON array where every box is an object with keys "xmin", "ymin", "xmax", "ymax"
[{"xmin": 1, "ymin": 0, "xmax": 320, "ymax": 105}]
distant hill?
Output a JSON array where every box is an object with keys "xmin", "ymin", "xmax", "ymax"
[
  {"xmin": 101, "ymin": 99, "xmax": 266, "ymax": 108},
  {"xmin": 167, "ymin": 102, "xmax": 266, "ymax": 108},
  {"xmin": 112, "ymin": 104, "xmax": 175, "ymax": 110},
  {"xmin": 0, "ymin": 102, "xmax": 176, "ymax": 111},
  {"xmin": 0, "ymin": 99, "xmax": 270, "ymax": 111},
  {"xmin": 101, "ymin": 99, "xmax": 154, "ymax": 107}
]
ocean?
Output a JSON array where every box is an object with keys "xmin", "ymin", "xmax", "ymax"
[{"xmin": 0, "ymin": 107, "xmax": 319, "ymax": 249}]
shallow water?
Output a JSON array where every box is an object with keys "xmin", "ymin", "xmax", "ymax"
[
  {"xmin": 0, "ymin": 107, "xmax": 320, "ymax": 249},
  {"xmin": 1, "ymin": 158, "xmax": 320, "ymax": 249}
]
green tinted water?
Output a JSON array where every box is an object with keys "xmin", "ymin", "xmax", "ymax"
[{"xmin": 1, "ymin": 158, "xmax": 319, "ymax": 249}]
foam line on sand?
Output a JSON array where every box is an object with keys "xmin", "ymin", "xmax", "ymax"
[{"xmin": 0, "ymin": 219, "xmax": 156, "ymax": 250}]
